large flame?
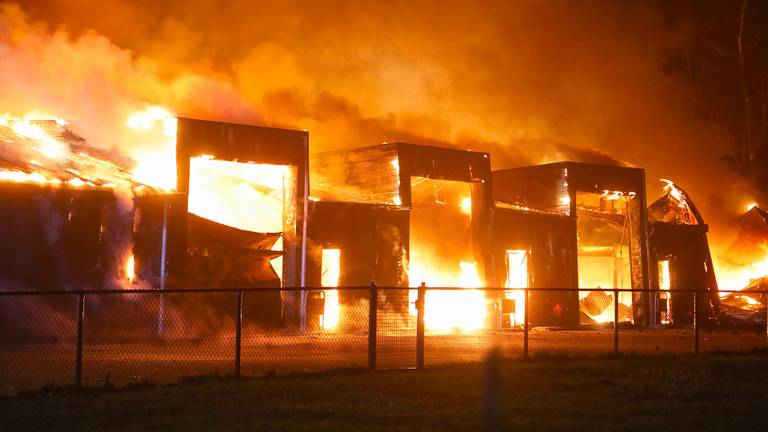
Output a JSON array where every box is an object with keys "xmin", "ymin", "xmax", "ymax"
[
  {"xmin": 1, "ymin": 109, "xmax": 178, "ymax": 192},
  {"xmin": 409, "ymin": 260, "xmax": 487, "ymax": 333},
  {"xmin": 125, "ymin": 106, "xmax": 178, "ymax": 191},
  {"xmin": 10, "ymin": 119, "xmax": 68, "ymax": 159},
  {"xmin": 0, "ymin": 169, "xmax": 59, "ymax": 185},
  {"xmin": 187, "ymin": 156, "xmax": 288, "ymax": 233},
  {"xmin": 407, "ymin": 183, "xmax": 489, "ymax": 333},
  {"xmin": 711, "ymin": 203, "xmax": 768, "ymax": 295},
  {"xmin": 3, "ymin": 4, "xmax": 763, "ymax": 307},
  {"xmin": 0, "ymin": 109, "xmax": 182, "ymax": 291},
  {"xmin": 714, "ymin": 244, "xmax": 768, "ymax": 294}
]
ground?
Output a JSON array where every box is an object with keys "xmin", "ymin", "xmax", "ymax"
[
  {"xmin": 1, "ymin": 351, "xmax": 767, "ymax": 431},
  {"xmin": 2, "ymin": 328, "xmax": 765, "ymax": 394}
]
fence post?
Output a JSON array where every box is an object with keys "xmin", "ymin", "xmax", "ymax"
[
  {"xmin": 693, "ymin": 290, "xmax": 699, "ymax": 354},
  {"xmin": 613, "ymin": 288, "xmax": 619, "ymax": 353},
  {"xmin": 416, "ymin": 283, "xmax": 426, "ymax": 370},
  {"xmin": 368, "ymin": 282, "xmax": 377, "ymax": 372},
  {"xmin": 75, "ymin": 292, "xmax": 85, "ymax": 388},
  {"xmin": 235, "ymin": 290, "xmax": 243, "ymax": 378},
  {"xmin": 523, "ymin": 287, "xmax": 529, "ymax": 359}
]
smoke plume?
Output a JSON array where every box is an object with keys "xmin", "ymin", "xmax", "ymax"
[{"xmin": 0, "ymin": 0, "xmax": 758, "ymax": 252}]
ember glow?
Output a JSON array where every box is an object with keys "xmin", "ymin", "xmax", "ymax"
[
  {"xmin": 576, "ymin": 188, "xmax": 636, "ymax": 323},
  {"xmin": 1, "ymin": 110, "xmax": 178, "ymax": 192}
]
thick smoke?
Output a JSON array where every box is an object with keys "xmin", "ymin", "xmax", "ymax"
[{"xmin": 0, "ymin": 0, "xmax": 757, "ymax": 253}]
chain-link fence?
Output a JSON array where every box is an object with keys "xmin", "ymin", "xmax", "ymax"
[{"xmin": 1, "ymin": 287, "xmax": 765, "ymax": 395}]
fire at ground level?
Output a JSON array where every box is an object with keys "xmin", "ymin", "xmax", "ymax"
[
  {"xmin": 2, "ymin": 116, "xmax": 768, "ymax": 332},
  {"xmin": 1, "ymin": 328, "xmax": 764, "ymax": 395}
]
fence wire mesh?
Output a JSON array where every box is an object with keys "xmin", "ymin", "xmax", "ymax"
[
  {"xmin": 0, "ymin": 287, "xmax": 766, "ymax": 395},
  {"xmin": 376, "ymin": 288, "xmax": 416, "ymax": 369},
  {"xmin": 0, "ymin": 294, "xmax": 77, "ymax": 394},
  {"xmin": 82, "ymin": 292, "xmax": 236, "ymax": 387},
  {"xmin": 240, "ymin": 289, "xmax": 370, "ymax": 376}
]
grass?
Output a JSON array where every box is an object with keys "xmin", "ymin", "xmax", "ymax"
[{"xmin": 2, "ymin": 351, "xmax": 767, "ymax": 431}]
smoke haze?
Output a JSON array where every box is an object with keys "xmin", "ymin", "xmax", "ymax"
[{"xmin": 0, "ymin": 0, "xmax": 758, "ymax": 250}]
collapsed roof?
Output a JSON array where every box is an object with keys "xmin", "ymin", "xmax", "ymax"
[
  {"xmin": 0, "ymin": 119, "xmax": 155, "ymax": 191},
  {"xmin": 186, "ymin": 213, "xmax": 282, "ymax": 286},
  {"xmin": 648, "ymin": 180, "xmax": 703, "ymax": 225}
]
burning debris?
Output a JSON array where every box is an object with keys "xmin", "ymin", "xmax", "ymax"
[
  {"xmin": 0, "ymin": 116, "xmax": 157, "ymax": 192},
  {"xmin": 716, "ymin": 205, "xmax": 768, "ymax": 328},
  {"xmin": 719, "ymin": 280, "xmax": 767, "ymax": 330}
]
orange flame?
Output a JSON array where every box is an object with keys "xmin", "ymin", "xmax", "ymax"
[
  {"xmin": 125, "ymin": 254, "xmax": 135, "ymax": 284},
  {"xmin": 125, "ymin": 106, "xmax": 178, "ymax": 191},
  {"xmin": 715, "ymin": 246, "xmax": 768, "ymax": 294},
  {"xmin": 320, "ymin": 248, "xmax": 341, "ymax": 330},
  {"xmin": 409, "ymin": 261, "xmax": 487, "ymax": 333}
]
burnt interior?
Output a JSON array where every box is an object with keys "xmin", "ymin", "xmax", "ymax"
[
  {"xmin": 306, "ymin": 200, "xmax": 409, "ymax": 329},
  {"xmin": 494, "ymin": 162, "xmax": 651, "ymax": 327},
  {"xmin": 312, "ymin": 142, "xmax": 493, "ymax": 285},
  {"xmin": 172, "ymin": 118, "xmax": 309, "ymax": 328},
  {"xmin": 492, "ymin": 207, "xmax": 578, "ymax": 326}
]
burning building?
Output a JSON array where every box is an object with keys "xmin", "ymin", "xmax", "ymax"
[
  {"xmin": 493, "ymin": 162, "xmax": 651, "ymax": 327},
  {"xmin": 305, "ymin": 200, "xmax": 408, "ymax": 330},
  {"xmin": 310, "ymin": 142, "xmax": 494, "ymax": 332},
  {"xmin": 0, "ymin": 116, "xmax": 172, "ymax": 341},
  {"xmin": 172, "ymin": 117, "xmax": 309, "ymax": 327},
  {"xmin": 3, "ymin": 113, "xmax": 761, "ymax": 336},
  {"xmin": 0, "ymin": 114, "xmax": 310, "ymax": 331},
  {"xmin": 648, "ymin": 180, "xmax": 719, "ymax": 326},
  {"xmin": 491, "ymin": 206, "xmax": 576, "ymax": 327},
  {"xmin": 0, "ymin": 118, "xmax": 154, "ymax": 293}
]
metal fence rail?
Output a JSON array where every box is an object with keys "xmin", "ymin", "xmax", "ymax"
[{"xmin": 0, "ymin": 286, "xmax": 765, "ymax": 395}]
